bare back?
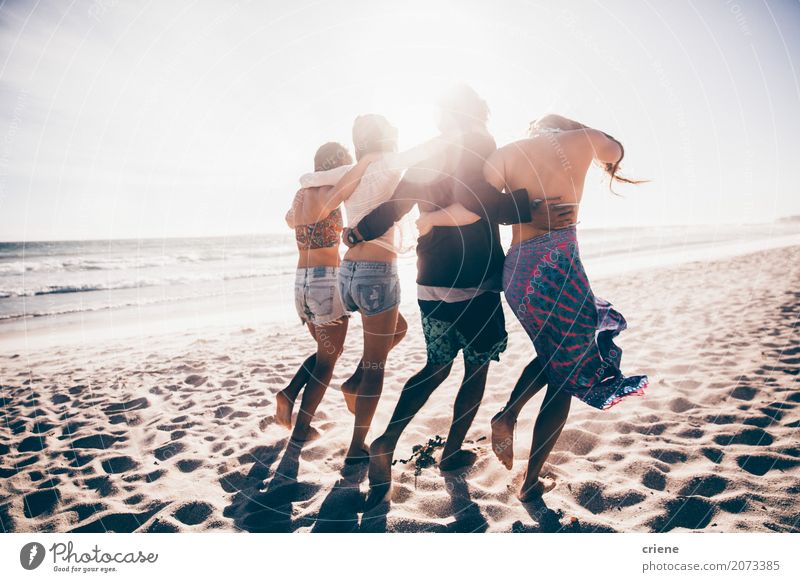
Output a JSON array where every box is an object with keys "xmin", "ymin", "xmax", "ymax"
[
  {"xmin": 487, "ymin": 129, "xmax": 620, "ymax": 244},
  {"xmin": 291, "ymin": 186, "xmax": 342, "ymax": 268}
]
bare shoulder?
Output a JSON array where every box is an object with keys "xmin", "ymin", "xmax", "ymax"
[{"xmin": 563, "ymin": 128, "xmax": 622, "ymax": 163}]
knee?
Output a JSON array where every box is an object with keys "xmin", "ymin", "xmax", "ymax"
[
  {"xmin": 359, "ymin": 365, "xmax": 386, "ymax": 393},
  {"xmin": 406, "ymin": 363, "xmax": 450, "ymax": 392},
  {"xmin": 394, "ymin": 319, "xmax": 408, "ymax": 344},
  {"xmin": 393, "ymin": 325, "xmax": 407, "ymax": 345},
  {"xmin": 311, "ymin": 359, "xmax": 336, "ymax": 378},
  {"xmin": 544, "ymin": 388, "xmax": 571, "ymax": 411},
  {"xmin": 525, "ymin": 357, "xmax": 541, "ymax": 373}
]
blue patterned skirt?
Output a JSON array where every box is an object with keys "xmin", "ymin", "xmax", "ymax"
[{"xmin": 502, "ymin": 227, "xmax": 648, "ymax": 410}]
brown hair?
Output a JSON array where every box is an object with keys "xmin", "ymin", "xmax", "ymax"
[
  {"xmin": 352, "ymin": 114, "xmax": 397, "ymax": 161},
  {"xmin": 531, "ymin": 114, "xmax": 646, "ymax": 193},
  {"xmin": 314, "ymin": 142, "xmax": 353, "ymax": 172}
]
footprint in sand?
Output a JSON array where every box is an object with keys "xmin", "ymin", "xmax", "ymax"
[
  {"xmin": 730, "ymin": 386, "xmax": 757, "ymax": 401},
  {"xmin": 648, "ymin": 449, "xmax": 688, "ymax": 464},
  {"xmin": 103, "ymin": 397, "xmax": 150, "ymax": 414},
  {"xmin": 70, "ymin": 504, "xmax": 167, "ymax": 533},
  {"xmin": 677, "ymin": 474, "xmax": 729, "ymax": 497},
  {"xmin": 101, "ymin": 456, "xmax": 139, "ymax": 474},
  {"xmin": 737, "ymin": 454, "xmax": 799, "ymax": 476},
  {"xmin": 23, "ymin": 488, "xmax": 62, "ymax": 518},
  {"xmin": 70, "ymin": 434, "xmax": 126, "ymax": 449},
  {"xmin": 184, "ymin": 375, "xmax": 208, "ymax": 387},
  {"xmin": 713, "ymin": 428, "xmax": 774, "ymax": 447},
  {"xmin": 641, "ymin": 469, "xmax": 667, "ymax": 491},
  {"xmin": 552, "ymin": 429, "xmax": 599, "ymax": 455},
  {"xmin": 669, "ymin": 397, "xmax": 700, "ymax": 413},
  {"xmin": 154, "ymin": 441, "xmax": 187, "ymax": 462},
  {"xmin": 648, "ymin": 496, "xmax": 717, "ymax": 531},
  {"xmin": 32, "ymin": 421, "xmax": 55, "ymax": 433},
  {"xmin": 701, "ymin": 447, "xmax": 725, "ymax": 464},
  {"xmin": 173, "ymin": 501, "xmax": 214, "ymax": 526},
  {"xmin": 18, "ymin": 435, "xmax": 46, "ymax": 452},
  {"xmin": 215, "ymin": 406, "xmax": 234, "ymax": 419},
  {"xmin": 176, "ymin": 459, "xmax": 203, "ymax": 473},
  {"xmin": 575, "ymin": 481, "xmax": 647, "ymax": 515},
  {"xmin": 84, "ymin": 476, "xmax": 116, "ymax": 496}
]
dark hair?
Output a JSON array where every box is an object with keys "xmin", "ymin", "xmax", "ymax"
[
  {"xmin": 436, "ymin": 84, "xmax": 489, "ymax": 131},
  {"xmin": 314, "ymin": 142, "xmax": 353, "ymax": 172},
  {"xmin": 352, "ymin": 114, "xmax": 397, "ymax": 161},
  {"xmin": 531, "ymin": 114, "xmax": 646, "ymax": 194}
]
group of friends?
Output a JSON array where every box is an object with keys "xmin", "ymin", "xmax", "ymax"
[{"xmin": 279, "ymin": 84, "xmax": 649, "ymax": 510}]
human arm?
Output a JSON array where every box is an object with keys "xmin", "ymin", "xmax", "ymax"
[
  {"xmin": 343, "ymin": 169, "xmax": 424, "ymax": 246},
  {"xmin": 381, "ymin": 136, "xmax": 450, "ymax": 172},
  {"xmin": 300, "ymin": 153, "xmax": 381, "ymax": 219},
  {"xmin": 285, "ymin": 188, "xmax": 306, "ymax": 229},
  {"xmin": 451, "ymin": 133, "xmax": 532, "ymax": 225},
  {"xmin": 298, "ymin": 164, "xmax": 352, "ymax": 188},
  {"xmin": 416, "ymin": 203, "xmax": 481, "ymax": 236},
  {"xmin": 584, "ymin": 128, "xmax": 623, "ymax": 165}
]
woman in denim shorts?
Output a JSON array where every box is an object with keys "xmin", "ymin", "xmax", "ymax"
[
  {"xmin": 298, "ymin": 115, "xmax": 448, "ymax": 463},
  {"xmin": 278, "ymin": 142, "xmax": 377, "ymax": 443}
]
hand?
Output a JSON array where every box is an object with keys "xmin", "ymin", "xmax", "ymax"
[
  {"xmin": 342, "ymin": 227, "xmax": 363, "ymax": 248},
  {"xmin": 416, "ymin": 213, "xmax": 433, "ymax": 236},
  {"xmin": 342, "ymin": 228, "xmax": 355, "ymax": 248},
  {"xmin": 529, "ymin": 196, "xmax": 578, "ymax": 230}
]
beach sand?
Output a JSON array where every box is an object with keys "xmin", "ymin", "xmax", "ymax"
[{"xmin": 1, "ymin": 245, "xmax": 798, "ymax": 533}]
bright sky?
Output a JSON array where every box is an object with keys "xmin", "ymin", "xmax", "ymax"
[{"xmin": 0, "ymin": 0, "xmax": 798, "ymax": 241}]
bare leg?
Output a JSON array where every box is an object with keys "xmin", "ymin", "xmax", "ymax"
[
  {"xmin": 365, "ymin": 362, "xmax": 453, "ymax": 510},
  {"xmin": 440, "ymin": 360, "xmax": 489, "ymax": 471},
  {"xmin": 340, "ymin": 360, "xmax": 362, "ymax": 415},
  {"xmin": 276, "ymin": 324, "xmax": 318, "ymax": 428},
  {"xmin": 290, "ymin": 318, "xmax": 349, "ymax": 442},
  {"xmin": 345, "ymin": 308, "xmax": 399, "ymax": 463},
  {"xmin": 341, "ymin": 313, "xmax": 407, "ymax": 415},
  {"xmin": 491, "ymin": 358, "xmax": 548, "ymax": 469},
  {"xmin": 519, "ymin": 382, "xmax": 571, "ymax": 501}
]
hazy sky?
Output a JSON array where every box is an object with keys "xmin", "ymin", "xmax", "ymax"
[{"xmin": 1, "ymin": 0, "xmax": 798, "ymax": 241}]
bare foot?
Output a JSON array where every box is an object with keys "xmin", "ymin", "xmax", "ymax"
[
  {"xmin": 491, "ymin": 409, "xmax": 516, "ymax": 470},
  {"xmin": 344, "ymin": 445, "xmax": 370, "ymax": 465},
  {"xmin": 364, "ymin": 436, "xmax": 394, "ymax": 511},
  {"xmin": 439, "ymin": 449, "xmax": 478, "ymax": 472},
  {"xmin": 340, "ymin": 364, "xmax": 362, "ymax": 415},
  {"xmin": 518, "ymin": 475, "xmax": 556, "ymax": 502},
  {"xmin": 276, "ymin": 389, "xmax": 294, "ymax": 429},
  {"xmin": 290, "ymin": 425, "xmax": 320, "ymax": 443}
]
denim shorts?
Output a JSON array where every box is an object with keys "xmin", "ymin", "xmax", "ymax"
[
  {"xmin": 294, "ymin": 266, "xmax": 347, "ymax": 326},
  {"xmin": 338, "ymin": 260, "xmax": 400, "ymax": 317}
]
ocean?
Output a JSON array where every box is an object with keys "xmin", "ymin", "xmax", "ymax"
[{"xmin": 1, "ymin": 222, "xmax": 798, "ymax": 350}]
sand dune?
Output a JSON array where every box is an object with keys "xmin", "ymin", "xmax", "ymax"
[{"xmin": 1, "ymin": 246, "xmax": 798, "ymax": 533}]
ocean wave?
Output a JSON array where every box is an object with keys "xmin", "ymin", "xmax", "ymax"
[
  {"xmin": 0, "ymin": 268, "xmax": 295, "ymax": 298},
  {"xmin": 0, "ymin": 246, "xmax": 296, "ymax": 275},
  {"xmin": 0, "ymin": 283, "xmax": 276, "ymax": 321}
]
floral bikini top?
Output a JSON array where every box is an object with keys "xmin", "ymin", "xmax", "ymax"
[{"xmin": 295, "ymin": 207, "xmax": 343, "ymax": 250}]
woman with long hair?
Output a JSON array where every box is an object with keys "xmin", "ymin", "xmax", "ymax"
[{"xmin": 418, "ymin": 114, "xmax": 649, "ymax": 500}]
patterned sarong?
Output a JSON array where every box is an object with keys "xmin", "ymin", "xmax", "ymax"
[{"xmin": 502, "ymin": 227, "xmax": 648, "ymax": 410}]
